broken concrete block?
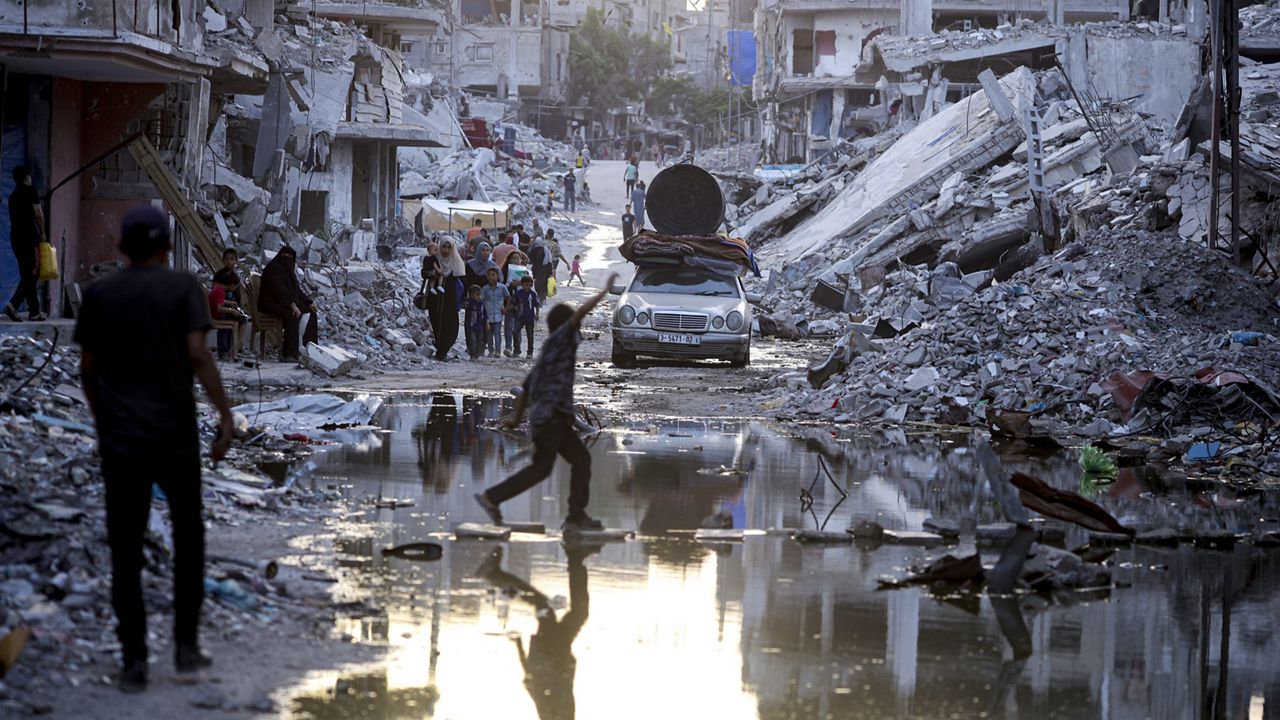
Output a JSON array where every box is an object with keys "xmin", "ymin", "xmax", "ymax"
[
  {"xmin": 903, "ymin": 366, "xmax": 939, "ymax": 391},
  {"xmin": 562, "ymin": 528, "xmax": 633, "ymax": 542},
  {"xmin": 882, "ymin": 530, "xmax": 945, "ymax": 547},
  {"xmin": 795, "ymin": 530, "xmax": 852, "ymax": 543},
  {"xmin": 976, "ymin": 522, "xmax": 1018, "ymax": 545},
  {"xmin": 847, "ymin": 520, "xmax": 884, "ymax": 539},
  {"xmin": 454, "ymin": 523, "xmax": 511, "ymax": 540},
  {"xmin": 922, "ymin": 518, "xmax": 960, "ymax": 538},
  {"xmin": 381, "ymin": 329, "xmax": 415, "ymax": 352},
  {"xmin": 344, "ymin": 264, "xmax": 377, "ymax": 289},
  {"xmin": 883, "ymin": 404, "xmax": 908, "ymax": 423},
  {"xmin": 204, "ymin": 6, "xmax": 227, "ymax": 32},
  {"xmin": 301, "ymin": 343, "xmax": 359, "ymax": 377},
  {"xmin": 695, "ymin": 528, "xmax": 745, "ymax": 542},
  {"xmin": 505, "ymin": 521, "xmax": 546, "ymax": 534}
]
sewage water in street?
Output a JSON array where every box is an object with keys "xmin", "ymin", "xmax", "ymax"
[{"xmin": 283, "ymin": 393, "xmax": 1280, "ymax": 719}]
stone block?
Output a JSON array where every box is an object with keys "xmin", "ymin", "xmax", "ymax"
[
  {"xmin": 795, "ymin": 530, "xmax": 852, "ymax": 543},
  {"xmin": 455, "ymin": 523, "xmax": 511, "ymax": 540},
  {"xmin": 882, "ymin": 530, "xmax": 946, "ymax": 547},
  {"xmin": 301, "ymin": 343, "xmax": 359, "ymax": 377},
  {"xmin": 922, "ymin": 518, "xmax": 960, "ymax": 538},
  {"xmin": 976, "ymin": 522, "xmax": 1018, "ymax": 545}
]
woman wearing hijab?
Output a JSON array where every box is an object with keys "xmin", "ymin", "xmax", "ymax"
[
  {"xmin": 430, "ymin": 239, "xmax": 466, "ymax": 361},
  {"xmin": 259, "ymin": 246, "xmax": 319, "ymax": 362},
  {"xmin": 465, "ymin": 241, "xmax": 497, "ymax": 290}
]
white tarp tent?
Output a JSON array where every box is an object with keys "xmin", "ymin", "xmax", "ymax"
[{"xmin": 400, "ymin": 198, "xmax": 512, "ymax": 233}]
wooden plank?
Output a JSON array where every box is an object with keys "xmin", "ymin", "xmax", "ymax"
[{"xmin": 127, "ymin": 136, "xmax": 224, "ymax": 273}]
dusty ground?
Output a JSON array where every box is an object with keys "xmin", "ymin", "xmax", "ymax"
[{"xmin": 10, "ymin": 159, "xmax": 822, "ymax": 720}]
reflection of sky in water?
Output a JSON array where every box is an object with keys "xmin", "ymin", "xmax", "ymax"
[{"xmin": 286, "ymin": 394, "xmax": 1280, "ymax": 719}]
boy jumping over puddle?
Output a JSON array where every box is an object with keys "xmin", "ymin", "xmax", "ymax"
[{"xmin": 476, "ymin": 273, "xmax": 619, "ymax": 532}]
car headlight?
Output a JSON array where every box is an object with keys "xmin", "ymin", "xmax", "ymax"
[
  {"xmin": 636, "ymin": 311, "xmax": 650, "ymax": 326},
  {"xmin": 726, "ymin": 310, "xmax": 744, "ymax": 331},
  {"xmin": 711, "ymin": 315, "xmax": 725, "ymax": 329},
  {"xmin": 618, "ymin": 305, "xmax": 636, "ymax": 325}
]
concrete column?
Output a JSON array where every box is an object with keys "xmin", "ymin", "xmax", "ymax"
[
  {"xmin": 1186, "ymin": 0, "xmax": 1207, "ymax": 40},
  {"xmin": 899, "ymin": 0, "xmax": 932, "ymax": 36},
  {"xmin": 508, "ymin": 0, "xmax": 520, "ymax": 100},
  {"xmin": 829, "ymin": 91, "xmax": 846, "ymax": 142}
]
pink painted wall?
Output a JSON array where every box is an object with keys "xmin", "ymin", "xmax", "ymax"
[
  {"xmin": 75, "ymin": 82, "xmax": 166, "ymax": 277},
  {"xmin": 49, "ymin": 77, "xmax": 82, "ymax": 303}
]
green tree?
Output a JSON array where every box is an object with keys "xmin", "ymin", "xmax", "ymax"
[{"xmin": 568, "ymin": 8, "xmax": 672, "ymax": 114}]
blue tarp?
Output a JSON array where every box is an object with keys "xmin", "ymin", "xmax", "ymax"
[
  {"xmin": 727, "ymin": 29, "xmax": 756, "ymax": 87},
  {"xmin": 810, "ymin": 90, "xmax": 833, "ymax": 137}
]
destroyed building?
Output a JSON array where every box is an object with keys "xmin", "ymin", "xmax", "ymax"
[
  {"xmin": 750, "ymin": 0, "xmax": 1207, "ymax": 161},
  {"xmin": 0, "ymin": 0, "xmax": 465, "ymax": 322},
  {"xmin": 413, "ymin": 0, "xmax": 570, "ymax": 118},
  {"xmin": 726, "ymin": 0, "xmax": 1280, "ymax": 459},
  {"xmin": 0, "ymin": 0, "xmax": 216, "ymax": 317}
]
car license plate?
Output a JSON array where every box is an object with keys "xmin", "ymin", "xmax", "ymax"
[{"xmin": 658, "ymin": 333, "xmax": 701, "ymax": 346}]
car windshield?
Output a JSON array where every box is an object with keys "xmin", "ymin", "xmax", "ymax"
[{"xmin": 630, "ymin": 268, "xmax": 740, "ymax": 297}]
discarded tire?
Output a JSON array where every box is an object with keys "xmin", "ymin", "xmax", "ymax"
[{"xmin": 646, "ymin": 164, "xmax": 725, "ymax": 236}]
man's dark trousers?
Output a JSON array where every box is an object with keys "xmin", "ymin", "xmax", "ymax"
[
  {"xmin": 102, "ymin": 452, "xmax": 204, "ymax": 664},
  {"xmin": 5, "ymin": 241, "xmax": 39, "ymax": 313},
  {"xmin": 488, "ymin": 416, "xmax": 589, "ymax": 515}
]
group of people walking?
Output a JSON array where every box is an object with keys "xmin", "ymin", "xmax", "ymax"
[{"xmin": 421, "ymin": 218, "xmax": 582, "ymax": 362}]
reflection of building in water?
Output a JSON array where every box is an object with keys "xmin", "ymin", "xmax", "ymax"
[
  {"xmin": 730, "ymin": 530, "xmax": 1280, "ymax": 719},
  {"xmin": 306, "ymin": 409, "xmax": 1280, "ymax": 719}
]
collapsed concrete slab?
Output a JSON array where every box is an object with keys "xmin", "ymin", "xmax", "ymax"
[{"xmin": 761, "ymin": 67, "xmax": 1037, "ymax": 267}]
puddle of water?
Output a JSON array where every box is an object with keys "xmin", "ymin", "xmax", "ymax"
[{"xmin": 284, "ymin": 393, "xmax": 1280, "ymax": 719}]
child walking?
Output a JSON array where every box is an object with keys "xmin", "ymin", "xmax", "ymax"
[
  {"xmin": 510, "ymin": 275, "xmax": 541, "ymax": 358},
  {"xmin": 480, "ymin": 268, "xmax": 509, "ymax": 359},
  {"xmin": 566, "ymin": 255, "xmax": 585, "ymax": 286},
  {"xmin": 462, "ymin": 285, "xmax": 487, "ymax": 360},
  {"xmin": 475, "ymin": 273, "xmax": 621, "ymax": 531}
]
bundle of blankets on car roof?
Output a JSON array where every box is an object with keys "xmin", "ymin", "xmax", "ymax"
[{"xmin": 620, "ymin": 230, "xmax": 761, "ymax": 277}]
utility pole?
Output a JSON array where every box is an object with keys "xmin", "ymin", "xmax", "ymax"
[{"xmin": 1208, "ymin": 0, "xmax": 1243, "ymax": 266}]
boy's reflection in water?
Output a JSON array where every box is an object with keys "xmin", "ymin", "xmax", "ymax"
[{"xmin": 477, "ymin": 544, "xmax": 599, "ymax": 720}]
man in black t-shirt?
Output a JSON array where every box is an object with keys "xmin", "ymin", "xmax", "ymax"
[
  {"xmin": 75, "ymin": 205, "xmax": 235, "ymax": 694},
  {"xmin": 4, "ymin": 166, "xmax": 47, "ymax": 322},
  {"xmin": 621, "ymin": 203, "xmax": 635, "ymax": 240}
]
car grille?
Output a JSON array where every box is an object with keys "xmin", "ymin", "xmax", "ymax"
[
  {"xmin": 652, "ymin": 312, "xmax": 709, "ymax": 332},
  {"xmin": 628, "ymin": 341, "xmax": 735, "ymax": 359}
]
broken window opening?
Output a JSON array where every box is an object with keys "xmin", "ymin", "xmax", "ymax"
[
  {"xmin": 792, "ymin": 29, "xmax": 814, "ymax": 75},
  {"xmin": 466, "ymin": 44, "xmax": 495, "ymax": 62},
  {"xmin": 299, "ymin": 191, "xmax": 329, "ymax": 234},
  {"xmin": 814, "ymin": 30, "xmax": 835, "ymax": 57}
]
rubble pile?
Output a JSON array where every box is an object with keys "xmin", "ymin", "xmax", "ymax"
[
  {"xmin": 722, "ymin": 130, "xmax": 902, "ymax": 239},
  {"xmin": 1241, "ymin": 0, "xmax": 1280, "ymax": 47},
  {"xmin": 294, "ymin": 256, "xmax": 438, "ymax": 371},
  {"xmin": 399, "ymin": 145, "xmax": 565, "ymax": 212},
  {"xmin": 0, "ymin": 336, "xmax": 350, "ymax": 711},
  {"xmin": 767, "ymin": 229, "xmax": 1280, "ymax": 469},
  {"xmin": 876, "ymin": 16, "xmax": 1192, "ymax": 62}
]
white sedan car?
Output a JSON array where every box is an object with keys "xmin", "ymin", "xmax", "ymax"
[{"xmin": 610, "ymin": 265, "xmax": 758, "ymax": 368}]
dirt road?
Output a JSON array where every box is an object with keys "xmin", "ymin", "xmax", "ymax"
[{"xmin": 337, "ymin": 159, "xmax": 823, "ymax": 419}]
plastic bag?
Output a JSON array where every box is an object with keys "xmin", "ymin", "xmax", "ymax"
[
  {"xmin": 38, "ymin": 242, "xmax": 58, "ymax": 281},
  {"xmin": 548, "ymin": 276, "xmax": 557, "ymax": 297}
]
